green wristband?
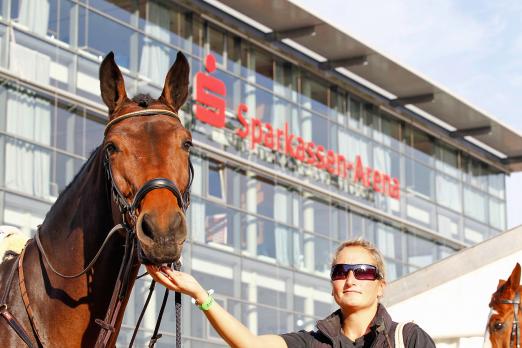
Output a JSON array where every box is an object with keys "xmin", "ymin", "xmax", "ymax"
[
  {"xmin": 193, "ymin": 289, "xmax": 215, "ymax": 311},
  {"xmin": 199, "ymin": 294, "xmax": 215, "ymax": 311}
]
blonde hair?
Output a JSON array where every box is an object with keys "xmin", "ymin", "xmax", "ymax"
[{"xmin": 331, "ymin": 239, "xmax": 386, "ymax": 281}]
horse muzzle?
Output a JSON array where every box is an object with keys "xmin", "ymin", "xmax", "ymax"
[{"xmin": 135, "ymin": 211, "xmax": 187, "ymax": 265}]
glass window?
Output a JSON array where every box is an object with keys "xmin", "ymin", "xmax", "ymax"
[
  {"xmin": 464, "ymin": 219, "xmax": 489, "ymax": 243},
  {"xmin": 89, "ymin": 0, "xmax": 136, "ymax": 24},
  {"xmin": 303, "ymin": 195, "xmax": 330, "ymax": 236},
  {"xmin": 207, "ymin": 25, "xmax": 225, "ymax": 66},
  {"xmin": 213, "ymin": 69, "xmax": 242, "ymax": 115},
  {"xmin": 253, "ymin": 49, "xmax": 273, "ymax": 90},
  {"xmin": 373, "ymin": 145, "xmax": 400, "ymax": 180},
  {"xmin": 3, "ymin": 135, "xmax": 53, "ymax": 200},
  {"xmin": 489, "ymin": 198, "xmax": 506, "ymax": 230},
  {"xmin": 435, "ymin": 174, "xmax": 461, "ymax": 212},
  {"xmin": 488, "ymin": 171, "xmax": 505, "ymax": 199},
  {"xmin": 3, "ymin": 192, "xmax": 50, "ymax": 236},
  {"xmin": 463, "ymin": 186, "xmax": 487, "ymax": 223},
  {"xmin": 138, "ymin": 33, "xmax": 175, "ymax": 84},
  {"xmin": 226, "ymin": 166, "xmax": 246, "ymax": 208},
  {"xmin": 301, "ymin": 74, "xmax": 328, "ymax": 116},
  {"xmin": 302, "ymin": 233, "xmax": 331, "ymax": 276},
  {"xmin": 202, "ymin": 199, "xmax": 235, "ymax": 248},
  {"xmin": 407, "ymin": 234, "xmax": 435, "ymax": 268},
  {"xmin": 54, "ymin": 102, "xmax": 84, "ymax": 156},
  {"xmin": 54, "ymin": 152, "xmax": 83, "ymax": 195},
  {"xmin": 384, "ymin": 259, "xmax": 404, "ymax": 281},
  {"xmin": 79, "ymin": 9, "xmax": 137, "ymax": 69},
  {"xmin": 410, "ymin": 128, "xmax": 434, "ymax": 165},
  {"xmin": 406, "ymin": 194, "xmax": 435, "ymax": 229},
  {"xmin": 226, "ymin": 35, "xmax": 247, "ymax": 76},
  {"xmin": 463, "ymin": 156, "xmax": 488, "ymax": 191},
  {"xmin": 48, "ymin": 0, "xmax": 74, "ymax": 43},
  {"xmin": 329, "ymin": 88, "xmax": 347, "ymax": 125},
  {"xmin": 373, "ymin": 112, "xmax": 400, "ymax": 148},
  {"xmin": 274, "ymin": 60, "xmax": 298, "ymax": 102},
  {"xmin": 208, "ymin": 160, "xmax": 225, "ymax": 200},
  {"xmin": 376, "ymin": 223, "xmax": 403, "ymax": 261},
  {"xmin": 437, "ymin": 207, "xmax": 461, "ymax": 240},
  {"xmin": 84, "ymin": 112, "xmax": 104, "ymax": 156},
  {"xmin": 294, "ymin": 110, "xmax": 329, "ymax": 152},
  {"xmin": 406, "ymin": 160, "xmax": 433, "ymax": 199},
  {"xmin": 435, "ymin": 143, "xmax": 459, "ymax": 178},
  {"xmin": 255, "ymin": 176, "xmax": 274, "ymax": 219},
  {"xmin": 332, "ymin": 204, "xmax": 349, "ymax": 241}
]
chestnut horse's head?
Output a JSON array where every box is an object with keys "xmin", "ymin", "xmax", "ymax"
[
  {"xmin": 99, "ymin": 51, "xmax": 191, "ymax": 265},
  {"xmin": 484, "ymin": 263, "xmax": 521, "ymax": 348}
]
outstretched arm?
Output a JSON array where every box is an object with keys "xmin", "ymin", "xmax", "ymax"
[{"xmin": 146, "ymin": 266, "xmax": 287, "ymax": 348}]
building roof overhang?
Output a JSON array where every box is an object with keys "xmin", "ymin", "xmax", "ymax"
[{"xmin": 210, "ymin": 0, "xmax": 522, "ymax": 172}]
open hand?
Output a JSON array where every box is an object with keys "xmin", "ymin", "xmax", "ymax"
[{"xmin": 146, "ymin": 265, "xmax": 207, "ymax": 302}]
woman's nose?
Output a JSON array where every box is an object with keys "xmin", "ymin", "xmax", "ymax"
[{"xmin": 345, "ymin": 270, "xmax": 357, "ymax": 284}]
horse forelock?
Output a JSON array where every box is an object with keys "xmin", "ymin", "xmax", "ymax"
[{"xmin": 131, "ymin": 93, "xmax": 155, "ymax": 108}]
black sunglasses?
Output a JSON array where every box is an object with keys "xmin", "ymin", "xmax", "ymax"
[{"xmin": 330, "ymin": 263, "xmax": 382, "ymax": 281}]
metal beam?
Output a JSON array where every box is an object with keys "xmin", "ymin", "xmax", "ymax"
[
  {"xmin": 265, "ymin": 25, "xmax": 316, "ymax": 41},
  {"xmin": 319, "ymin": 55, "xmax": 368, "ymax": 70},
  {"xmin": 449, "ymin": 125, "xmax": 492, "ymax": 138},
  {"xmin": 502, "ymin": 155, "xmax": 522, "ymax": 165},
  {"xmin": 390, "ymin": 93, "xmax": 434, "ymax": 106}
]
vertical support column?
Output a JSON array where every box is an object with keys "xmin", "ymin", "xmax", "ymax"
[
  {"xmin": 246, "ymin": 172, "xmax": 257, "ymax": 256},
  {"xmin": 246, "ymin": 273, "xmax": 258, "ymax": 334}
]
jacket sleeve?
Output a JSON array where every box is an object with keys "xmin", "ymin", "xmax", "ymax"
[
  {"xmin": 280, "ymin": 330, "xmax": 312, "ymax": 348},
  {"xmin": 404, "ymin": 323, "xmax": 436, "ymax": 348}
]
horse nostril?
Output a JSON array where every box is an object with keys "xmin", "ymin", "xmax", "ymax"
[
  {"xmin": 170, "ymin": 212, "xmax": 182, "ymax": 231},
  {"xmin": 141, "ymin": 214, "xmax": 155, "ymax": 240}
]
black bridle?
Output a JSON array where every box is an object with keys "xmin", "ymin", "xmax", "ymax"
[
  {"xmin": 6, "ymin": 108, "xmax": 193, "ymax": 348},
  {"xmin": 499, "ymin": 291, "xmax": 521, "ymax": 348},
  {"xmin": 103, "ymin": 108, "xmax": 194, "ymax": 219},
  {"xmin": 490, "ymin": 290, "xmax": 521, "ymax": 348}
]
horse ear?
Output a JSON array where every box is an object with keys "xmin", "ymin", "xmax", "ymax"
[
  {"xmin": 160, "ymin": 51, "xmax": 190, "ymax": 112},
  {"xmin": 506, "ymin": 263, "xmax": 521, "ymax": 291},
  {"xmin": 99, "ymin": 52, "xmax": 128, "ymax": 118}
]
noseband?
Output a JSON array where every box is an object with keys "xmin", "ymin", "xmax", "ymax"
[{"xmin": 104, "ymin": 108, "xmax": 194, "ymax": 219}]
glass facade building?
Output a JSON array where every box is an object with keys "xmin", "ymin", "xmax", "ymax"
[{"xmin": 0, "ymin": 0, "xmax": 510, "ymax": 346}]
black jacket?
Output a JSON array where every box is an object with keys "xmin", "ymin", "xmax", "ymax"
[{"xmin": 280, "ymin": 304, "xmax": 435, "ymax": 348}]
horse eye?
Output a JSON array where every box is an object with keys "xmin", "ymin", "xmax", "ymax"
[
  {"xmin": 183, "ymin": 140, "xmax": 193, "ymax": 151},
  {"xmin": 493, "ymin": 321, "xmax": 504, "ymax": 331},
  {"xmin": 106, "ymin": 143, "xmax": 118, "ymax": 154}
]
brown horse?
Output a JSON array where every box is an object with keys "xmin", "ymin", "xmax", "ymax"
[
  {"xmin": 484, "ymin": 263, "xmax": 521, "ymax": 348},
  {"xmin": 0, "ymin": 51, "xmax": 192, "ymax": 347}
]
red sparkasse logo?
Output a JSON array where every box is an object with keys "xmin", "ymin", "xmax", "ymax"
[
  {"xmin": 193, "ymin": 54, "xmax": 400, "ymax": 200},
  {"xmin": 193, "ymin": 55, "xmax": 226, "ymax": 128}
]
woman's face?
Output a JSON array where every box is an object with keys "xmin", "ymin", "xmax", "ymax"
[{"xmin": 331, "ymin": 246, "xmax": 385, "ymax": 312}]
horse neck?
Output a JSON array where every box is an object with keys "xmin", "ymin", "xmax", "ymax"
[
  {"xmin": 40, "ymin": 147, "xmax": 117, "ymax": 268},
  {"xmin": 35, "ymin": 147, "xmax": 139, "ymax": 341}
]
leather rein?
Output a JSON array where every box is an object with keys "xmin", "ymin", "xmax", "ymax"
[{"xmin": 1, "ymin": 109, "xmax": 192, "ymax": 348}]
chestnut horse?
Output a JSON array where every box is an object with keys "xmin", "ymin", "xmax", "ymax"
[
  {"xmin": 0, "ymin": 51, "xmax": 192, "ymax": 347},
  {"xmin": 484, "ymin": 263, "xmax": 521, "ymax": 348}
]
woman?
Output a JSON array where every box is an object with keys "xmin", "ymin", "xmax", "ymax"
[{"xmin": 147, "ymin": 240, "xmax": 435, "ymax": 347}]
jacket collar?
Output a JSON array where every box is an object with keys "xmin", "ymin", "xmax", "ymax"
[{"xmin": 316, "ymin": 304, "xmax": 393, "ymax": 340}]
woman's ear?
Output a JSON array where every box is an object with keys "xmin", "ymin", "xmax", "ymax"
[{"xmin": 377, "ymin": 280, "xmax": 386, "ymax": 299}]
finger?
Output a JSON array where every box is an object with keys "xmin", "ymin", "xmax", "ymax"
[{"xmin": 161, "ymin": 267, "xmax": 179, "ymax": 280}]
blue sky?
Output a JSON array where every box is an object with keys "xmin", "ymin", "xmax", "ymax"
[{"xmin": 293, "ymin": 0, "xmax": 522, "ymax": 228}]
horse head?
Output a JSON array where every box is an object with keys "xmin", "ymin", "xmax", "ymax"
[
  {"xmin": 485, "ymin": 263, "xmax": 522, "ymax": 348},
  {"xmin": 99, "ymin": 51, "xmax": 191, "ymax": 265}
]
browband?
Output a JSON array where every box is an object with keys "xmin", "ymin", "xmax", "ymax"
[{"xmin": 104, "ymin": 109, "xmax": 180, "ymax": 136}]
